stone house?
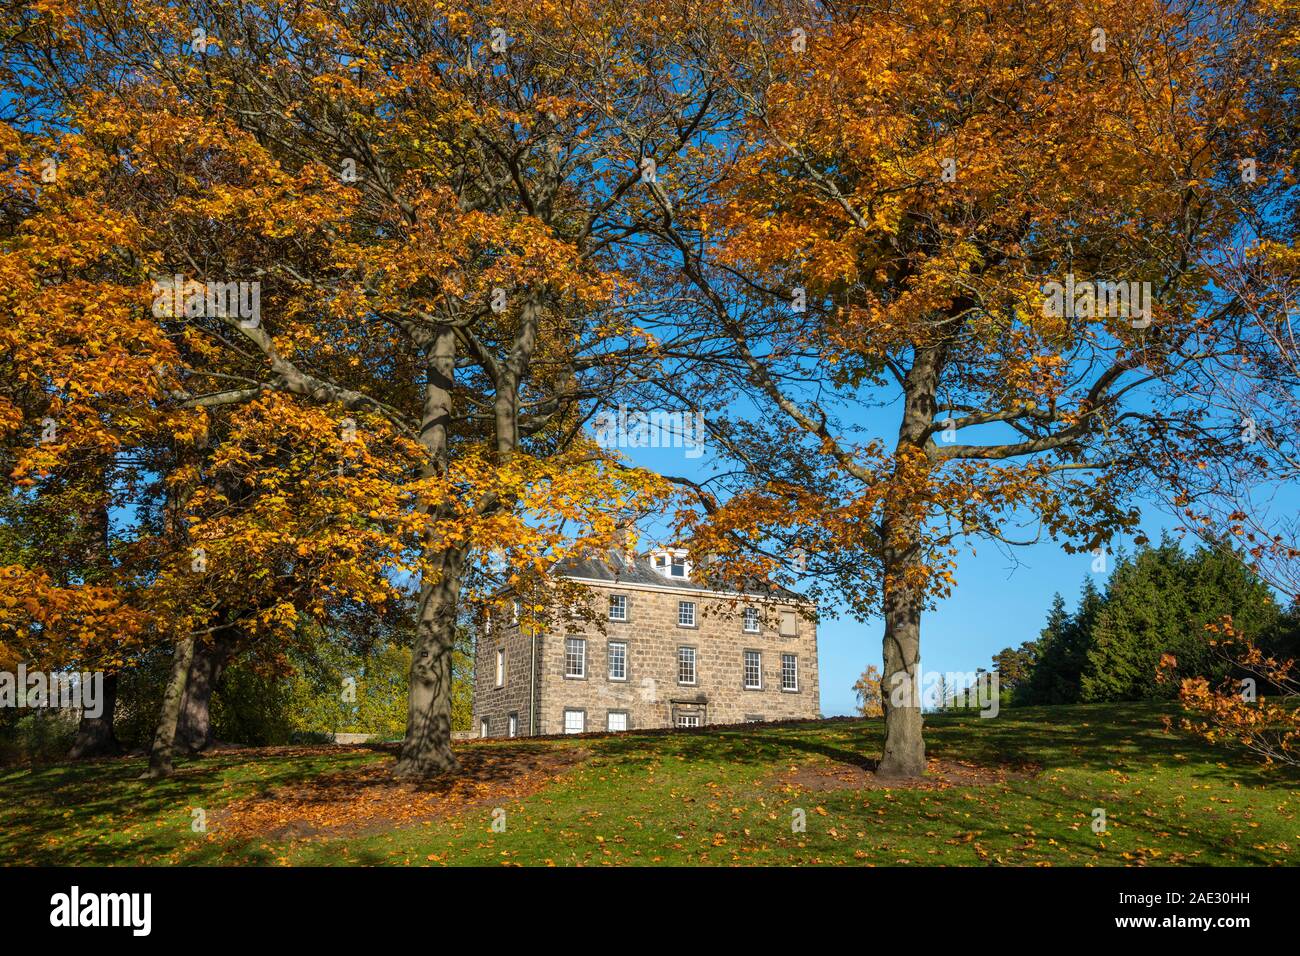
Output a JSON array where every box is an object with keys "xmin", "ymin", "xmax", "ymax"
[{"xmin": 472, "ymin": 548, "xmax": 820, "ymax": 737}]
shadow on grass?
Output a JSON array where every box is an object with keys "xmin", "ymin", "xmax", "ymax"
[
  {"xmin": 0, "ymin": 748, "xmax": 387, "ymax": 865},
  {"xmin": 583, "ymin": 701, "xmax": 1299, "ymax": 792}
]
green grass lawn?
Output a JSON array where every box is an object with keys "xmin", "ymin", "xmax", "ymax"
[{"xmin": 2, "ymin": 702, "xmax": 1296, "ymax": 866}]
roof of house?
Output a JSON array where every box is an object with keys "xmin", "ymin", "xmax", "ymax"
[{"xmin": 552, "ymin": 550, "xmax": 806, "ymax": 603}]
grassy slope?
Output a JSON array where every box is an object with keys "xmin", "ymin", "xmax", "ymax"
[{"xmin": 1, "ymin": 702, "xmax": 1296, "ymax": 866}]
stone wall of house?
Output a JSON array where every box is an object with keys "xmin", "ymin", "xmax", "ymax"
[
  {"xmin": 474, "ymin": 583, "xmax": 819, "ymax": 736},
  {"xmin": 472, "ymin": 616, "xmax": 536, "ymax": 738}
]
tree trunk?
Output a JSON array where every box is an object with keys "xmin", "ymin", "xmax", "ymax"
[
  {"xmin": 394, "ymin": 549, "xmax": 465, "ymax": 779},
  {"xmin": 878, "ymin": 571, "xmax": 926, "ymax": 778},
  {"xmin": 67, "ymin": 672, "xmax": 121, "ymax": 759},
  {"xmin": 391, "ymin": 294, "xmax": 543, "ymax": 779},
  {"xmin": 875, "ymin": 338, "xmax": 949, "ymax": 779},
  {"xmin": 394, "ymin": 324, "xmax": 462, "ymax": 779},
  {"xmin": 174, "ymin": 629, "xmax": 236, "ymax": 753},
  {"xmin": 141, "ymin": 635, "xmax": 196, "ymax": 779}
]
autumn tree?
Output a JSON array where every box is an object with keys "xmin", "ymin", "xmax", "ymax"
[
  {"xmin": 656, "ymin": 0, "xmax": 1272, "ymax": 776},
  {"xmin": 852, "ymin": 663, "xmax": 884, "ymax": 718},
  {"xmin": 0, "ymin": 105, "xmax": 175, "ymax": 756},
  {"xmin": 0, "ymin": 72, "xmax": 443, "ymax": 769},
  {"xmin": 7, "ymin": 0, "xmax": 725, "ymax": 777}
]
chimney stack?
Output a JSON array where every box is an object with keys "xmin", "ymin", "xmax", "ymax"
[{"xmin": 618, "ymin": 525, "xmax": 637, "ymax": 567}]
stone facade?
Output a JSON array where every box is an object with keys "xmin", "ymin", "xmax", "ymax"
[{"xmin": 473, "ymin": 556, "xmax": 820, "ymax": 737}]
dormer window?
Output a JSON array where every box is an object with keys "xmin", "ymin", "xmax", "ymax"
[{"xmin": 652, "ymin": 549, "xmax": 690, "ymax": 580}]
